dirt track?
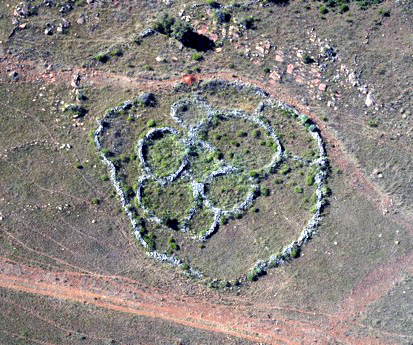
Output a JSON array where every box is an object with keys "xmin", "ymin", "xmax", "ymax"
[{"xmin": 2, "ymin": 256, "xmax": 412, "ymax": 345}]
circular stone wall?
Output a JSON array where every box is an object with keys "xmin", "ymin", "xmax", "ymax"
[{"xmin": 94, "ymin": 79, "xmax": 329, "ymax": 287}]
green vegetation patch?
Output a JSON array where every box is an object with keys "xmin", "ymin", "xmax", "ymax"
[
  {"xmin": 205, "ymin": 117, "xmax": 276, "ymax": 172},
  {"xmin": 140, "ymin": 177, "xmax": 194, "ymax": 229},
  {"xmin": 188, "ymin": 145, "xmax": 222, "ymax": 181},
  {"xmin": 206, "ymin": 174, "xmax": 253, "ymax": 211},
  {"xmin": 145, "ymin": 132, "xmax": 186, "ymax": 178}
]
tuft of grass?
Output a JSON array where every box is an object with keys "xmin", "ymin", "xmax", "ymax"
[
  {"xmin": 366, "ymin": 119, "xmax": 378, "ymax": 127},
  {"xmin": 280, "ymin": 164, "xmax": 291, "ymax": 175},
  {"xmin": 93, "ymin": 52, "xmax": 109, "ymax": 63},
  {"xmin": 191, "ymin": 52, "xmax": 203, "ymax": 61},
  {"xmin": 294, "ymin": 186, "xmax": 303, "ymax": 194},
  {"xmin": 290, "ymin": 245, "xmax": 300, "ymax": 258},
  {"xmin": 147, "ymin": 119, "xmax": 156, "ymax": 128},
  {"xmin": 319, "ymin": 5, "xmax": 329, "ymax": 14},
  {"xmin": 236, "ymin": 130, "xmax": 248, "ymax": 137}
]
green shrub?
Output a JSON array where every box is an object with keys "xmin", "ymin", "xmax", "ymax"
[
  {"xmin": 231, "ymin": 279, "xmax": 240, "ymax": 286},
  {"xmin": 109, "ymin": 48, "xmax": 123, "ymax": 57},
  {"xmin": 252, "ymin": 129, "xmax": 261, "ymax": 138},
  {"xmin": 366, "ymin": 119, "xmax": 378, "ymax": 127},
  {"xmin": 147, "ymin": 119, "xmax": 156, "ymax": 128},
  {"xmin": 236, "ymin": 130, "xmax": 248, "ymax": 137},
  {"xmin": 228, "ymin": 62, "xmax": 235, "ymax": 68},
  {"xmin": 191, "ymin": 52, "xmax": 203, "ymax": 61},
  {"xmin": 322, "ymin": 185, "xmax": 332, "ymax": 196},
  {"xmin": 241, "ymin": 16, "xmax": 255, "ymax": 29},
  {"xmin": 91, "ymin": 197, "xmax": 100, "ymax": 205},
  {"xmin": 274, "ymin": 178, "xmax": 283, "ymax": 184},
  {"xmin": 182, "ymin": 261, "xmax": 190, "ymax": 270},
  {"xmin": 263, "ymin": 66, "xmax": 271, "ymax": 74},
  {"xmin": 302, "ymin": 54, "xmax": 314, "ymax": 64},
  {"xmin": 205, "ymin": 0, "xmax": 219, "ymax": 7},
  {"xmin": 168, "ymin": 236, "xmax": 180, "ymax": 251},
  {"xmin": 247, "ymin": 272, "xmax": 257, "ymax": 282},
  {"xmin": 144, "ymin": 233, "xmax": 156, "ymax": 251},
  {"xmin": 249, "ymin": 170, "xmax": 259, "ymax": 178},
  {"xmin": 280, "ymin": 164, "xmax": 291, "ymax": 175},
  {"xmin": 100, "ymin": 175, "xmax": 109, "ymax": 181},
  {"xmin": 294, "ymin": 186, "xmax": 303, "ymax": 194},
  {"xmin": 153, "ymin": 13, "xmax": 175, "ymax": 34},
  {"xmin": 171, "ymin": 19, "xmax": 194, "ymax": 42},
  {"xmin": 63, "ymin": 104, "xmax": 88, "ymax": 118},
  {"xmin": 310, "ymin": 193, "xmax": 317, "ymax": 205},
  {"xmin": 101, "ymin": 147, "xmax": 112, "ymax": 157},
  {"xmin": 319, "ymin": 5, "xmax": 329, "ymax": 14},
  {"xmin": 93, "ymin": 52, "xmax": 109, "ymax": 63},
  {"xmin": 247, "ymin": 267, "xmax": 263, "ymax": 282},
  {"xmin": 261, "ymin": 187, "xmax": 270, "ymax": 196},
  {"xmin": 214, "ymin": 10, "xmax": 231, "ymax": 23},
  {"xmin": 306, "ymin": 171, "xmax": 315, "ymax": 186},
  {"xmin": 378, "ymin": 8, "xmax": 390, "ymax": 16},
  {"xmin": 299, "ymin": 114, "xmax": 309, "ymax": 124},
  {"xmin": 290, "ymin": 245, "xmax": 300, "ymax": 258},
  {"xmin": 339, "ymin": 3, "xmax": 349, "ymax": 13}
]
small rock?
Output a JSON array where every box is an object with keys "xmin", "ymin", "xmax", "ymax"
[
  {"xmin": 269, "ymin": 71, "xmax": 281, "ymax": 81},
  {"xmin": 9, "ymin": 71, "xmax": 19, "ymax": 81},
  {"xmin": 61, "ymin": 18, "xmax": 70, "ymax": 28},
  {"xmin": 255, "ymin": 45, "xmax": 265, "ymax": 56},
  {"xmin": 139, "ymin": 92, "xmax": 157, "ymax": 107},
  {"xmin": 155, "ymin": 56, "xmax": 165, "ymax": 63},
  {"xmin": 275, "ymin": 54, "xmax": 283, "ymax": 63},
  {"xmin": 318, "ymin": 83, "xmax": 327, "ymax": 92},
  {"xmin": 365, "ymin": 92, "xmax": 375, "ymax": 107},
  {"xmin": 44, "ymin": 24, "xmax": 53, "ymax": 36}
]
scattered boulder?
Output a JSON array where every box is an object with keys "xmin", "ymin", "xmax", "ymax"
[
  {"xmin": 61, "ymin": 18, "xmax": 70, "ymax": 28},
  {"xmin": 77, "ymin": 15, "xmax": 85, "ymax": 25},
  {"xmin": 59, "ymin": 3, "xmax": 72, "ymax": 14},
  {"xmin": 139, "ymin": 93, "xmax": 157, "ymax": 107},
  {"xmin": 62, "ymin": 104, "xmax": 88, "ymax": 118},
  {"xmin": 365, "ymin": 92, "xmax": 375, "ymax": 107},
  {"xmin": 9, "ymin": 71, "xmax": 19, "ymax": 81},
  {"xmin": 44, "ymin": 23, "xmax": 53, "ymax": 36}
]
